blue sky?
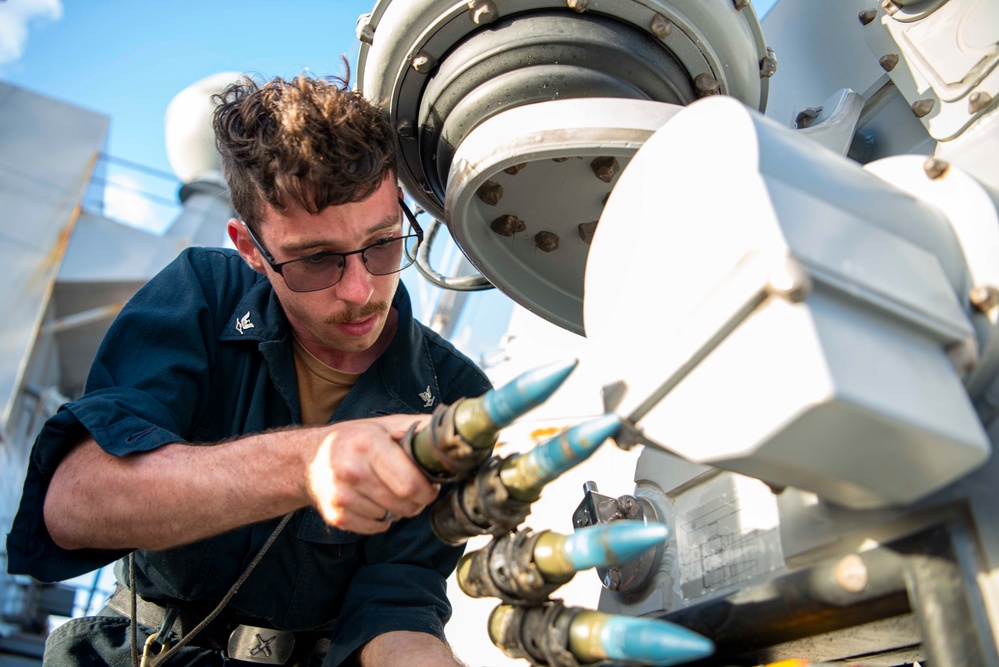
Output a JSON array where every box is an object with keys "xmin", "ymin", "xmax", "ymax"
[{"xmin": 1, "ymin": 0, "xmax": 375, "ymax": 176}]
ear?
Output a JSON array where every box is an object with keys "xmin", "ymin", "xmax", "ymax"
[{"xmin": 227, "ymin": 219, "xmax": 267, "ymax": 275}]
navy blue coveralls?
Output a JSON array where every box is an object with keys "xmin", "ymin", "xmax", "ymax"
[{"xmin": 6, "ymin": 247, "xmax": 492, "ymax": 666}]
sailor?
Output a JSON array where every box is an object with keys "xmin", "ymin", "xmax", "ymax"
[{"xmin": 7, "ymin": 72, "xmax": 491, "ymax": 666}]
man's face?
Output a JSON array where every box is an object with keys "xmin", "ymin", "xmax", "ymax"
[{"xmin": 231, "ymin": 177, "xmax": 405, "ymax": 367}]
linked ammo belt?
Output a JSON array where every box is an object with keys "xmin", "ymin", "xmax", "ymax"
[{"xmin": 104, "ymin": 585, "xmax": 305, "ymax": 664}]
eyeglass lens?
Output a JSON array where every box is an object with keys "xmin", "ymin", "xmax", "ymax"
[{"xmin": 283, "ymin": 235, "xmax": 420, "ymax": 292}]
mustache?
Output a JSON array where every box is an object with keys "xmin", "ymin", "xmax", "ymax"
[{"xmin": 326, "ymin": 301, "xmax": 388, "ymax": 325}]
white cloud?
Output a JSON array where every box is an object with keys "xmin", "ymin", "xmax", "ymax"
[{"xmin": 0, "ymin": 0, "xmax": 63, "ymax": 66}]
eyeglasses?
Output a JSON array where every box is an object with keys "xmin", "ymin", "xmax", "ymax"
[{"xmin": 242, "ymin": 198, "xmax": 423, "ymax": 293}]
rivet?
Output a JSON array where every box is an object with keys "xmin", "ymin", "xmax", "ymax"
[
  {"xmin": 477, "ymin": 180, "xmax": 503, "ymax": 206},
  {"xmin": 567, "ymin": 0, "xmax": 589, "ymax": 12},
  {"xmin": 356, "ymin": 13, "xmax": 375, "ymax": 45},
  {"xmin": 590, "ymin": 156, "xmax": 620, "ymax": 183},
  {"xmin": 969, "ymin": 92, "xmax": 993, "ymax": 115},
  {"xmin": 970, "ymin": 286, "xmax": 999, "ymax": 313},
  {"xmin": 578, "ymin": 221, "xmax": 598, "ymax": 244},
  {"xmin": 468, "ymin": 0, "xmax": 498, "ymax": 25},
  {"xmin": 490, "ymin": 214, "xmax": 525, "ymax": 237},
  {"xmin": 879, "ymin": 53, "xmax": 899, "ymax": 72},
  {"xmin": 504, "ymin": 163, "xmax": 527, "ymax": 175},
  {"xmin": 911, "ymin": 98, "xmax": 935, "ymax": 118},
  {"xmin": 694, "ymin": 73, "xmax": 721, "ymax": 98},
  {"xmin": 650, "ymin": 14, "xmax": 672, "ymax": 39},
  {"xmin": 733, "ymin": 0, "xmax": 750, "ymax": 9},
  {"xmin": 412, "ymin": 51, "xmax": 437, "ymax": 74},
  {"xmin": 535, "ymin": 231, "xmax": 560, "ymax": 252},
  {"xmin": 834, "ymin": 555, "xmax": 869, "ymax": 593},
  {"xmin": 760, "ymin": 48, "xmax": 778, "ymax": 78},
  {"xmin": 396, "ymin": 119, "xmax": 416, "ymax": 140},
  {"xmin": 923, "ymin": 158, "xmax": 949, "ymax": 180},
  {"xmin": 881, "ymin": 0, "xmax": 901, "ymax": 15},
  {"xmin": 858, "ymin": 8, "xmax": 878, "ymax": 24}
]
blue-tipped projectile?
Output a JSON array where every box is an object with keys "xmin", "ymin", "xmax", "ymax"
[
  {"xmin": 558, "ymin": 521, "xmax": 669, "ymax": 574},
  {"xmin": 481, "ymin": 358, "xmax": 578, "ymax": 428},
  {"xmin": 489, "ymin": 601, "xmax": 714, "ymax": 667},
  {"xmin": 407, "ymin": 359, "xmax": 577, "ymax": 481},
  {"xmin": 500, "ymin": 413, "xmax": 621, "ymax": 501},
  {"xmin": 572, "ymin": 612, "xmax": 715, "ymax": 666},
  {"xmin": 457, "ymin": 522, "xmax": 668, "ymax": 603},
  {"xmin": 431, "ymin": 413, "xmax": 621, "ymax": 544}
]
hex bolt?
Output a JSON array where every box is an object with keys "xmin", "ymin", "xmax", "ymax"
[
  {"xmin": 412, "ymin": 51, "xmax": 437, "ymax": 74},
  {"xmin": 535, "ymin": 231, "xmax": 560, "ymax": 252},
  {"xmin": 760, "ymin": 48, "xmax": 778, "ymax": 78},
  {"xmin": 970, "ymin": 286, "xmax": 999, "ymax": 314},
  {"xmin": 969, "ymin": 92, "xmax": 993, "ymax": 115},
  {"xmin": 603, "ymin": 567, "xmax": 623, "ymax": 591},
  {"xmin": 911, "ymin": 98, "xmax": 935, "ymax": 118},
  {"xmin": 490, "ymin": 214, "xmax": 526, "ymax": 237},
  {"xmin": 356, "ymin": 13, "xmax": 375, "ymax": 45},
  {"xmin": 504, "ymin": 163, "xmax": 528, "ymax": 176},
  {"xmin": 477, "ymin": 180, "xmax": 503, "ymax": 206},
  {"xmin": 650, "ymin": 14, "xmax": 672, "ymax": 39},
  {"xmin": 834, "ymin": 554, "xmax": 869, "ymax": 593},
  {"xmin": 733, "ymin": 0, "xmax": 750, "ymax": 9},
  {"xmin": 694, "ymin": 73, "xmax": 721, "ymax": 97},
  {"xmin": 396, "ymin": 119, "xmax": 416, "ymax": 140},
  {"xmin": 567, "ymin": 0, "xmax": 589, "ymax": 12},
  {"xmin": 858, "ymin": 8, "xmax": 878, "ymax": 24},
  {"xmin": 879, "ymin": 53, "xmax": 899, "ymax": 72},
  {"xmin": 923, "ymin": 157, "xmax": 949, "ymax": 180},
  {"xmin": 881, "ymin": 0, "xmax": 901, "ymax": 15},
  {"xmin": 468, "ymin": 0, "xmax": 499, "ymax": 25},
  {"xmin": 590, "ymin": 156, "xmax": 620, "ymax": 183},
  {"xmin": 578, "ymin": 221, "xmax": 598, "ymax": 245}
]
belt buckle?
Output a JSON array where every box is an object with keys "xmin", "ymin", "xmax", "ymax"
[{"xmin": 227, "ymin": 624, "xmax": 295, "ymax": 665}]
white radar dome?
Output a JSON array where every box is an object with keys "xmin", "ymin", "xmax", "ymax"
[{"xmin": 165, "ymin": 71, "xmax": 243, "ymax": 185}]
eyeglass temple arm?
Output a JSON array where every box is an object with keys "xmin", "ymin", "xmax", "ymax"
[{"xmin": 410, "ymin": 208, "xmax": 494, "ymax": 292}]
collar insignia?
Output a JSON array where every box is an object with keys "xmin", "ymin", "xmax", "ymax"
[
  {"xmin": 235, "ymin": 311, "xmax": 255, "ymax": 335},
  {"xmin": 419, "ymin": 386, "xmax": 435, "ymax": 408}
]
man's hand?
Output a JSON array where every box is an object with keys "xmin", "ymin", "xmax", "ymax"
[
  {"xmin": 360, "ymin": 631, "xmax": 466, "ymax": 667},
  {"xmin": 46, "ymin": 413, "xmax": 436, "ymax": 552},
  {"xmin": 306, "ymin": 413, "xmax": 436, "ymax": 534}
]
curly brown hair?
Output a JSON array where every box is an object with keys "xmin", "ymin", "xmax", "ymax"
[{"xmin": 211, "ymin": 70, "xmax": 397, "ymax": 231}]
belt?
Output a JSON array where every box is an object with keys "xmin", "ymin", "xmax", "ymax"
[{"xmin": 104, "ymin": 585, "xmax": 326, "ymax": 665}]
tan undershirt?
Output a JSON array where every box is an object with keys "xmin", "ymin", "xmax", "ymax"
[{"xmin": 292, "ymin": 335, "xmax": 362, "ymax": 426}]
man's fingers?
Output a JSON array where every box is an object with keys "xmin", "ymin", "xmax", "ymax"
[
  {"xmin": 367, "ymin": 443, "xmax": 438, "ymax": 514},
  {"xmin": 307, "ymin": 419, "xmax": 439, "ymax": 532},
  {"xmin": 373, "ymin": 412, "xmax": 432, "ymax": 440}
]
